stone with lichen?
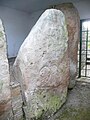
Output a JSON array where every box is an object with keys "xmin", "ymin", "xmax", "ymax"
[{"xmin": 13, "ymin": 9, "xmax": 69, "ymax": 119}]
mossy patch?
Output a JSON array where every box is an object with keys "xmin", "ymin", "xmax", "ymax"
[
  {"xmin": 27, "ymin": 89, "xmax": 67, "ymax": 119},
  {"xmin": 0, "ymin": 81, "xmax": 3, "ymax": 92},
  {"xmin": 0, "ymin": 31, "xmax": 3, "ymax": 37}
]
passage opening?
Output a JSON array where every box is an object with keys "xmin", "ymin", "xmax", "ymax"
[{"xmin": 78, "ymin": 19, "xmax": 90, "ymax": 78}]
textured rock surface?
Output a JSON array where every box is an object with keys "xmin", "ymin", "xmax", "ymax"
[
  {"xmin": 0, "ymin": 19, "xmax": 12, "ymax": 119},
  {"xmin": 14, "ymin": 9, "xmax": 69, "ymax": 119},
  {"xmin": 54, "ymin": 3, "xmax": 80, "ymax": 89},
  {"xmin": 9, "ymin": 58, "xmax": 24, "ymax": 120}
]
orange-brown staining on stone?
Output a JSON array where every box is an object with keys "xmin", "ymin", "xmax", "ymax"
[{"xmin": 54, "ymin": 3, "xmax": 80, "ymax": 89}]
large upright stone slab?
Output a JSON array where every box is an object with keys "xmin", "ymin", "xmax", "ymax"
[
  {"xmin": 54, "ymin": 3, "xmax": 80, "ymax": 88},
  {"xmin": 0, "ymin": 20, "xmax": 11, "ymax": 119},
  {"xmin": 14, "ymin": 9, "xmax": 69, "ymax": 119}
]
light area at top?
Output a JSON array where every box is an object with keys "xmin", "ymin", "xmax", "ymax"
[{"xmin": 83, "ymin": 21, "xmax": 90, "ymax": 30}]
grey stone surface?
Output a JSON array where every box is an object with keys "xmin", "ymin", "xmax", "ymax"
[
  {"xmin": 0, "ymin": 19, "xmax": 12, "ymax": 120},
  {"xmin": 13, "ymin": 9, "xmax": 69, "ymax": 119},
  {"xmin": 9, "ymin": 58, "xmax": 24, "ymax": 120}
]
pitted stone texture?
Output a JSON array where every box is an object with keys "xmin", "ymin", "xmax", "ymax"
[
  {"xmin": 54, "ymin": 3, "xmax": 80, "ymax": 89},
  {"xmin": 0, "ymin": 20, "xmax": 11, "ymax": 119},
  {"xmin": 9, "ymin": 58, "xmax": 24, "ymax": 120},
  {"xmin": 14, "ymin": 9, "xmax": 69, "ymax": 119}
]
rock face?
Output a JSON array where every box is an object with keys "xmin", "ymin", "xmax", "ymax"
[
  {"xmin": 54, "ymin": 3, "xmax": 80, "ymax": 89},
  {"xmin": 0, "ymin": 19, "xmax": 11, "ymax": 119},
  {"xmin": 14, "ymin": 9, "xmax": 69, "ymax": 119},
  {"xmin": 9, "ymin": 58, "xmax": 24, "ymax": 120}
]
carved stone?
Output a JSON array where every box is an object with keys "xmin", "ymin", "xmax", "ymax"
[{"xmin": 14, "ymin": 9, "xmax": 69, "ymax": 119}]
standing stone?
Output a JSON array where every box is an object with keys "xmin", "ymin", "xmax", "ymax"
[
  {"xmin": 0, "ymin": 19, "xmax": 11, "ymax": 119},
  {"xmin": 54, "ymin": 3, "xmax": 80, "ymax": 89},
  {"xmin": 13, "ymin": 9, "xmax": 69, "ymax": 119}
]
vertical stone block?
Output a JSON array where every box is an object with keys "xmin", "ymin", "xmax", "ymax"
[
  {"xmin": 0, "ymin": 19, "xmax": 11, "ymax": 119},
  {"xmin": 54, "ymin": 3, "xmax": 80, "ymax": 88},
  {"xmin": 14, "ymin": 9, "xmax": 69, "ymax": 119}
]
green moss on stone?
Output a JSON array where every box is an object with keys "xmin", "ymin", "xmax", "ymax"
[
  {"xmin": 47, "ymin": 95, "xmax": 61, "ymax": 111},
  {"xmin": 0, "ymin": 81, "xmax": 3, "ymax": 91},
  {"xmin": 28, "ymin": 89, "xmax": 67, "ymax": 119},
  {"xmin": 0, "ymin": 31, "xmax": 3, "ymax": 37}
]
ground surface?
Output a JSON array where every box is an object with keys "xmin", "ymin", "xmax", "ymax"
[{"xmin": 49, "ymin": 78, "xmax": 90, "ymax": 120}]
